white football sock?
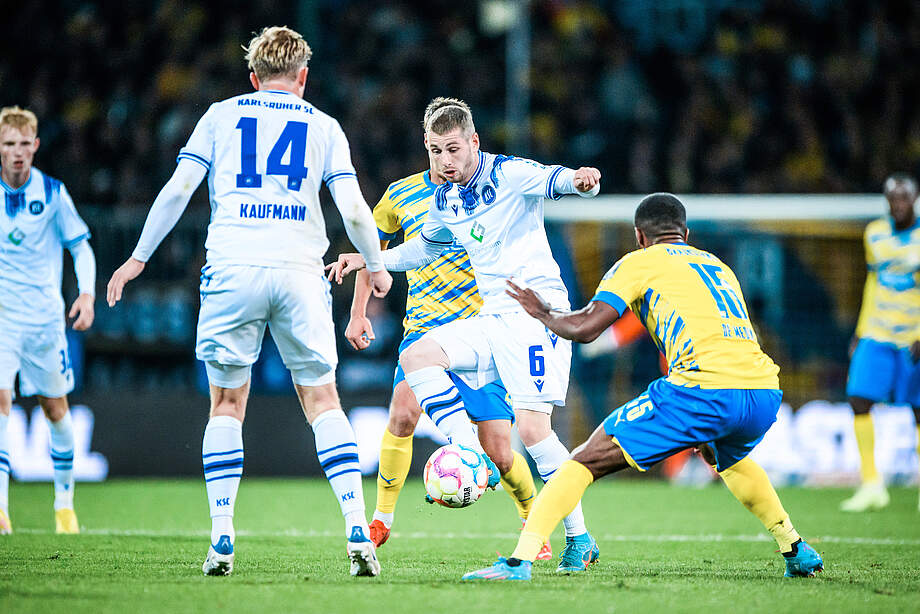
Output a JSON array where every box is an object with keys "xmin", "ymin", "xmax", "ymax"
[
  {"xmin": 48, "ymin": 412, "xmax": 75, "ymax": 511},
  {"xmin": 405, "ymin": 367, "xmax": 479, "ymax": 450},
  {"xmin": 0, "ymin": 413, "xmax": 9, "ymax": 512},
  {"xmin": 202, "ymin": 415, "xmax": 243, "ymax": 545},
  {"xmin": 526, "ymin": 432, "xmax": 588, "ymax": 537},
  {"xmin": 312, "ymin": 409, "xmax": 369, "ymax": 538}
]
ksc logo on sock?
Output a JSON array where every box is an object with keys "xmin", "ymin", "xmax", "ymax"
[
  {"xmin": 341, "ymin": 491, "xmax": 355, "ymax": 502},
  {"xmin": 216, "ymin": 497, "xmax": 231, "ymax": 507}
]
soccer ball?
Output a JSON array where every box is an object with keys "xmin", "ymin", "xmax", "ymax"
[{"xmin": 423, "ymin": 444, "xmax": 489, "ymax": 508}]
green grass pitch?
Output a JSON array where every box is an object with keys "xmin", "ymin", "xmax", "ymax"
[{"xmin": 1, "ymin": 479, "xmax": 919, "ymax": 613}]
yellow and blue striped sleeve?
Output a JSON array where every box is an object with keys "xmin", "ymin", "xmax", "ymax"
[
  {"xmin": 373, "ymin": 188, "xmax": 402, "ymax": 241},
  {"xmin": 592, "ymin": 252, "xmax": 645, "ymax": 316}
]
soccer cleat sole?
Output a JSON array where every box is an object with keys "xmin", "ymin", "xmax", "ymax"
[{"xmin": 347, "ymin": 541, "xmax": 381, "ymax": 577}]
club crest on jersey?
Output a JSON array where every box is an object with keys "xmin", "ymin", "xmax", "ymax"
[
  {"xmin": 7, "ymin": 228, "xmax": 25, "ymax": 245},
  {"xmin": 533, "ymin": 378, "xmax": 545, "ymax": 392},
  {"xmin": 470, "ymin": 222, "xmax": 486, "ymax": 242},
  {"xmin": 482, "ymin": 185, "xmax": 496, "ymax": 205},
  {"xmin": 28, "ymin": 200, "xmax": 44, "ymax": 215}
]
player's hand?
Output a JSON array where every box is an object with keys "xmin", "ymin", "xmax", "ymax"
[
  {"xmin": 106, "ymin": 258, "xmax": 146, "ymax": 307},
  {"xmin": 573, "ymin": 167, "xmax": 601, "ymax": 193},
  {"xmin": 369, "ymin": 269, "xmax": 392, "ymax": 298},
  {"xmin": 68, "ymin": 293, "xmax": 95, "ymax": 331},
  {"xmin": 911, "ymin": 340, "xmax": 920, "ymax": 364},
  {"xmin": 345, "ymin": 315, "xmax": 376, "ymax": 351},
  {"xmin": 325, "ymin": 253, "xmax": 366, "ymax": 284},
  {"xmin": 505, "ymin": 279, "xmax": 551, "ymax": 321}
]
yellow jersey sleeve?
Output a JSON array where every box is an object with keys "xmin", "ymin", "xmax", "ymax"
[
  {"xmin": 373, "ymin": 186, "xmax": 402, "ymax": 240},
  {"xmin": 592, "ymin": 251, "xmax": 646, "ymax": 315}
]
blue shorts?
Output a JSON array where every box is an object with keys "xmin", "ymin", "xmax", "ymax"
[
  {"xmin": 602, "ymin": 378, "xmax": 782, "ymax": 472},
  {"xmin": 394, "ymin": 332, "xmax": 514, "ymax": 423},
  {"xmin": 846, "ymin": 338, "xmax": 920, "ymax": 406}
]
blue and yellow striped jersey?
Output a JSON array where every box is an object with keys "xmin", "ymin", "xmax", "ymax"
[
  {"xmin": 373, "ymin": 170, "xmax": 480, "ymax": 335},
  {"xmin": 855, "ymin": 217, "xmax": 920, "ymax": 348},
  {"xmin": 592, "ymin": 242, "xmax": 780, "ymax": 389}
]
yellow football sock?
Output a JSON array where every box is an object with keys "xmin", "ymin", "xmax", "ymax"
[
  {"xmin": 375, "ymin": 428, "xmax": 413, "ymax": 515},
  {"xmin": 853, "ymin": 413, "xmax": 879, "ymax": 483},
  {"xmin": 511, "ymin": 460, "xmax": 593, "ymax": 561},
  {"xmin": 500, "ymin": 451, "xmax": 537, "ymax": 520},
  {"xmin": 719, "ymin": 457, "xmax": 800, "ymax": 553}
]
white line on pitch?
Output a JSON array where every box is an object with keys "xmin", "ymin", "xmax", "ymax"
[{"xmin": 10, "ymin": 528, "xmax": 920, "ymax": 546}]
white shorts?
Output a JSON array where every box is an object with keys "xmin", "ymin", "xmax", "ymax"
[
  {"xmin": 0, "ymin": 322, "xmax": 74, "ymax": 398},
  {"xmin": 423, "ymin": 311, "xmax": 572, "ymax": 411},
  {"xmin": 196, "ymin": 264, "xmax": 337, "ymax": 388}
]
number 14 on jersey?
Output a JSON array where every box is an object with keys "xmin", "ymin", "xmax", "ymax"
[{"xmin": 236, "ymin": 117, "xmax": 309, "ymax": 191}]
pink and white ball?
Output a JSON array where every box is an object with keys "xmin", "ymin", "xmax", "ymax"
[{"xmin": 423, "ymin": 444, "xmax": 489, "ymax": 508}]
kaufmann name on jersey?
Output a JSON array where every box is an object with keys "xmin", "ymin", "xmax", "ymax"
[
  {"xmin": 179, "ymin": 89, "xmax": 358, "ymax": 273},
  {"xmin": 419, "ymin": 152, "xmax": 572, "ymax": 314}
]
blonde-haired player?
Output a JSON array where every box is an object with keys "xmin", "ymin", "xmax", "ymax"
[
  {"xmin": 329, "ymin": 98, "xmax": 602, "ymax": 572},
  {"xmin": 107, "ymin": 26, "xmax": 390, "ymax": 576},
  {"xmin": 347, "ymin": 97, "xmax": 557, "ymax": 564},
  {"xmin": 0, "ymin": 106, "xmax": 96, "ymax": 535}
]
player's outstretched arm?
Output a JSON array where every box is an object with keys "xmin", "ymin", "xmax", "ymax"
[
  {"xmin": 107, "ymin": 159, "xmax": 206, "ymax": 306},
  {"xmin": 506, "ymin": 279, "xmax": 619, "ymax": 343},
  {"xmin": 67, "ymin": 239, "xmax": 96, "ymax": 331},
  {"xmin": 345, "ymin": 239, "xmax": 390, "ymax": 350}
]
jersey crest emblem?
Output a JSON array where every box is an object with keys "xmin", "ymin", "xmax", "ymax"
[
  {"xmin": 482, "ymin": 185, "xmax": 496, "ymax": 205},
  {"xmin": 28, "ymin": 200, "xmax": 44, "ymax": 215}
]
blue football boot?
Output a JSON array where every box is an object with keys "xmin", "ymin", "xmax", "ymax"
[
  {"xmin": 481, "ymin": 452, "xmax": 501, "ymax": 489},
  {"xmin": 556, "ymin": 532, "xmax": 600, "ymax": 573},
  {"xmin": 462, "ymin": 557, "xmax": 532, "ymax": 581},
  {"xmin": 783, "ymin": 539, "xmax": 823, "ymax": 578}
]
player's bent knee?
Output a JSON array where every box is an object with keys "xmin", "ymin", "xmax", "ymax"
[
  {"xmin": 571, "ymin": 428, "xmax": 627, "ymax": 480},
  {"xmin": 37, "ymin": 396, "xmax": 69, "ymax": 422},
  {"xmin": 388, "ymin": 391, "xmax": 421, "ymax": 437},
  {"xmin": 399, "ymin": 338, "xmax": 448, "ymax": 373},
  {"xmin": 514, "ymin": 407, "xmax": 553, "ymax": 446}
]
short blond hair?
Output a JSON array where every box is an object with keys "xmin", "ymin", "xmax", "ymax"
[
  {"xmin": 424, "ymin": 98, "xmax": 475, "ymax": 136},
  {"xmin": 0, "ymin": 106, "xmax": 38, "ymax": 135},
  {"xmin": 243, "ymin": 26, "xmax": 312, "ymax": 81}
]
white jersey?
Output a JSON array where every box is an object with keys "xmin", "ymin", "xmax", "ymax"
[
  {"xmin": 0, "ymin": 168, "xmax": 90, "ymax": 327},
  {"xmin": 179, "ymin": 89, "xmax": 359, "ymax": 273},
  {"xmin": 419, "ymin": 152, "xmax": 571, "ymax": 314}
]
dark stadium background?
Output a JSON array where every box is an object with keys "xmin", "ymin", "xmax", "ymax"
[{"xmin": 2, "ymin": 1, "xmax": 919, "ymax": 477}]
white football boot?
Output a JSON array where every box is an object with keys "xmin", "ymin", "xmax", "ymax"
[
  {"xmin": 840, "ymin": 481, "xmax": 890, "ymax": 512},
  {"xmin": 202, "ymin": 535, "xmax": 234, "ymax": 576},
  {"xmin": 346, "ymin": 526, "xmax": 381, "ymax": 577}
]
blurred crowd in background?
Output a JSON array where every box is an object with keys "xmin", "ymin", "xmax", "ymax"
[
  {"xmin": 4, "ymin": 0, "xmax": 919, "ymax": 203},
  {"xmin": 2, "ymin": 1, "xmax": 915, "ymax": 419}
]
